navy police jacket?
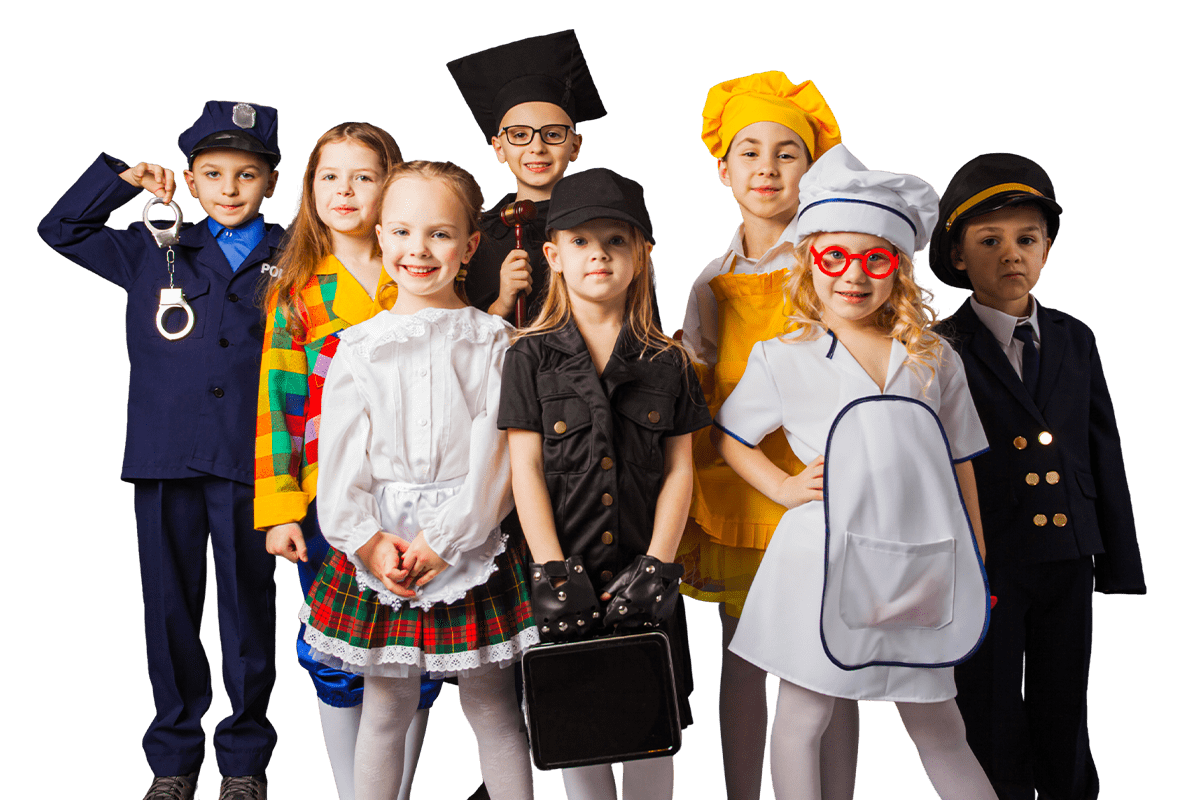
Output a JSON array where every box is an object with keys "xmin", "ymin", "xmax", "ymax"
[
  {"xmin": 936, "ymin": 300, "xmax": 1145, "ymax": 594},
  {"xmin": 498, "ymin": 321, "xmax": 711, "ymax": 590},
  {"xmin": 38, "ymin": 153, "xmax": 283, "ymax": 485}
]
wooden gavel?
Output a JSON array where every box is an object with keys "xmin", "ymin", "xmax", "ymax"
[{"xmin": 500, "ymin": 200, "xmax": 537, "ymax": 327}]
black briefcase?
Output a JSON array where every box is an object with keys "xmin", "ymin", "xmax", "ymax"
[{"xmin": 521, "ymin": 630, "xmax": 682, "ymax": 770}]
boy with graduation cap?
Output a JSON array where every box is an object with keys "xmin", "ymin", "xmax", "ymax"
[
  {"xmin": 931, "ymin": 154, "xmax": 1145, "ymax": 800},
  {"xmin": 448, "ymin": 29, "xmax": 605, "ymax": 326}
]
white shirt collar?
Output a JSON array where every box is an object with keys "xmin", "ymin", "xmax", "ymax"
[
  {"xmin": 970, "ymin": 295, "xmax": 1041, "ymax": 348},
  {"xmin": 723, "ymin": 214, "xmax": 803, "ymax": 272}
]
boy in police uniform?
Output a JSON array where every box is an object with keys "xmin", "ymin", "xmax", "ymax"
[
  {"xmin": 39, "ymin": 101, "xmax": 284, "ymax": 800},
  {"xmin": 931, "ymin": 154, "xmax": 1145, "ymax": 800}
]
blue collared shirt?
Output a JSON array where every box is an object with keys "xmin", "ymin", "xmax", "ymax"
[{"xmin": 207, "ymin": 215, "xmax": 266, "ymax": 271}]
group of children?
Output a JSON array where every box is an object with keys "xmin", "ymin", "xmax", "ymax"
[{"xmin": 40, "ymin": 27, "xmax": 1144, "ymax": 800}]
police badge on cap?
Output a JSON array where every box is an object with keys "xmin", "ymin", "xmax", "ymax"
[{"xmin": 178, "ymin": 100, "xmax": 281, "ymax": 168}]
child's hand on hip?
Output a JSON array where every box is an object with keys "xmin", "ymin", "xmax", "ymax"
[
  {"xmin": 396, "ymin": 532, "xmax": 449, "ymax": 596},
  {"xmin": 777, "ymin": 455, "xmax": 824, "ymax": 508},
  {"xmin": 120, "ymin": 162, "xmax": 176, "ymax": 203},
  {"xmin": 356, "ymin": 531, "xmax": 410, "ymax": 594},
  {"xmin": 265, "ymin": 523, "xmax": 307, "ymax": 563}
]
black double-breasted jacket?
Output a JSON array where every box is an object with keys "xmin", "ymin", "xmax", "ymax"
[
  {"xmin": 499, "ymin": 320, "xmax": 711, "ymax": 590},
  {"xmin": 936, "ymin": 299, "xmax": 1144, "ymax": 594}
]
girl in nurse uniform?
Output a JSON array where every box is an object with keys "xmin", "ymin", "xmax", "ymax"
[{"xmin": 712, "ymin": 145, "xmax": 998, "ymax": 800}]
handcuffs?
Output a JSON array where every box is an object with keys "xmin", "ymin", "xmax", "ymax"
[{"xmin": 144, "ymin": 197, "xmax": 194, "ymax": 340}]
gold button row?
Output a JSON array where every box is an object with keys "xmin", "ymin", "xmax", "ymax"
[
  {"xmin": 1013, "ymin": 431, "xmax": 1054, "ymax": 450},
  {"xmin": 1025, "ymin": 471, "xmax": 1062, "ymax": 486},
  {"xmin": 1033, "ymin": 513, "xmax": 1069, "ymax": 527}
]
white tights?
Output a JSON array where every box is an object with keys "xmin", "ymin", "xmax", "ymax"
[
  {"xmin": 562, "ymin": 756, "xmax": 674, "ymax": 800},
  {"xmin": 720, "ymin": 605, "xmax": 858, "ymax": 800},
  {"xmin": 771, "ymin": 680, "xmax": 998, "ymax": 800},
  {"xmin": 355, "ymin": 667, "xmax": 532, "ymax": 800},
  {"xmin": 318, "ymin": 702, "xmax": 429, "ymax": 800}
]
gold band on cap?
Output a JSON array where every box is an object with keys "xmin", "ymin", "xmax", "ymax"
[{"xmin": 944, "ymin": 183, "xmax": 1044, "ymax": 231}]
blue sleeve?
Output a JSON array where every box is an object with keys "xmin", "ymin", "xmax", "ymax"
[{"xmin": 37, "ymin": 153, "xmax": 149, "ymax": 291}]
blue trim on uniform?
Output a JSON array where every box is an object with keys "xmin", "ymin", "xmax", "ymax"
[
  {"xmin": 713, "ymin": 420, "xmax": 755, "ymax": 448},
  {"xmin": 953, "ymin": 446, "xmax": 990, "ymax": 464},
  {"xmin": 818, "ymin": 394, "xmax": 991, "ymax": 672},
  {"xmin": 798, "ymin": 197, "xmax": 918, "ymax": 236},
  {"xmin": 825, "ymin": 331, "xmax": 839, "ymax": 359}
]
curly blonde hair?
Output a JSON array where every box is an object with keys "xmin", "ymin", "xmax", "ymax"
[{"xmin": 784, "ymin": 233, "xmax": 942, "ymax": 382}]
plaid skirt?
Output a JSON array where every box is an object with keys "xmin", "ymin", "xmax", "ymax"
[{"xmin": 302, "ymin": 543, "xmax": 539, "ymax": 678}]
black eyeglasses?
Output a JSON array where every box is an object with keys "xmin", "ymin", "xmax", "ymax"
[{"xmin": 497, "ymin": 125, "xmax": 575, "ymax": 146}]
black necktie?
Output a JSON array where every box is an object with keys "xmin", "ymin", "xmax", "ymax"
[{"xmin": 1013, "ymin": 323, "xmax": 1039, "ymax": 396}]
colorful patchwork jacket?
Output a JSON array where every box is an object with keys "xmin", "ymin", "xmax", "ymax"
[{"xmin": 253, "ymin": 255, "xmax": 395, "ymax": 529}]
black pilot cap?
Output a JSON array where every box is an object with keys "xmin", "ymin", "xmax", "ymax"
[
  {"xmin": 447, "ymin": 30, "xmax": 606, "ymax": 143},
  {"xmin": 930, "ymin": 153, "xmax": 1062, "ymax": 289},
  {"xmin": 547, "ymin": 168, "xmax": 654, "ymax": 244}
]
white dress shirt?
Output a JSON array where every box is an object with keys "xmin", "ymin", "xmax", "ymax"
[{"xmin": 969, "ymin": 295, "xmax": 1041, "ymax": 378}]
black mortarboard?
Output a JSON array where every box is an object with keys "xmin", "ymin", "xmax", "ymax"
[
  {"xmin": 447, "ymin": 30, "xmax": 607, "ymax": 142},
  {"xmin": 930, "ymin": 153, "xmax": 1062, "ymax": 289},
  {"xmin": 178, "ymin": 100, "xmax": 281, "ymax": 169},
  {"xmin": 547, "ymin": 168, "xmax": 654, "ymax": 244}
]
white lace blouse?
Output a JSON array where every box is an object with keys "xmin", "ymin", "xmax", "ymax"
[{"xmin": 316, "ymin": 306, "xmax": 515, "ymax": 608}]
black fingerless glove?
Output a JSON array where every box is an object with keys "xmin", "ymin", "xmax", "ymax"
[
  {"xmin": 528, "ymin": 555, "xmax": 602, "ymax": 642},
  {"xmin": 601, "ymin": 555, "xmax": 684, "ymax": 629}
]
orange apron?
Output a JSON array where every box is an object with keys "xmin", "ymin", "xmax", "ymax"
[{"xmin": 678, "ymin": 267, "xmax": 804, "ymax": 616}]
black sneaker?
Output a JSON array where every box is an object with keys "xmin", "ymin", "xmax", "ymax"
[
  {"xmin": 142, "ymin": 772, "xmax": 198, "ymax": 800},
  {"xmin": 218, "ymin": 774, "xmax": 267, "ymax": 800}
]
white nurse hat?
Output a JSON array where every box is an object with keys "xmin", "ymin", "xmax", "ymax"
[{"xmin": 793, "ymin": 144, "xmax": 940, "ymax": 258}]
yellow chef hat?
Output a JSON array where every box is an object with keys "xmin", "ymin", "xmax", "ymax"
[{"xmin": 701, "ymin": 71, "xmax": 841, "ymax": 161}]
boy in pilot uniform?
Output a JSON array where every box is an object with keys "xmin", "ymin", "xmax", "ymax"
[
  {"xmin": 39, "ymin": 101, "xmax": 284, "ymax": 800},
  {"xmin": 931, "ymin": 154, "xmax": 1145, "ymax": 800}
]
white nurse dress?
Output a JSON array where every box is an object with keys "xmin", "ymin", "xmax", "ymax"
[{"xmin": 718, "ymin": 332, "xmax": 989, "ymax": 702}]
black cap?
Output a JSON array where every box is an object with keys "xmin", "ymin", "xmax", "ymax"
[
  {"xmin": 547, "ymin": 168, "xmax": 654, "ymax": 244},
  {"xmin": 447, "ymin": 30, "xmax": 606, "ymax": 142},
  {"xmin": 930, "ymin": 153, "xmax": 1062, "ymax": 289},
  {"xmin": 178, "ymin": 101, "xmax": 281, "ymax": 169}
]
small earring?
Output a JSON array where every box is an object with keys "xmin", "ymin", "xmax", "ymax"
[{"xmin": 456, "ymin": 265, "xmax": 468, "ymax": 282}]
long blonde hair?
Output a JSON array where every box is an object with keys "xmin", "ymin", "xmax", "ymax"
[
  {"xmin": 378, "ymin": 161, "xmax": 486, "ymax": 305},
  {"xmin": 784, "ymin": 233, "xmax": 941, "ymax": 379},
  {"xmin": 520, "ymin": 224, "xmax": 689, "ymax": 364},
  {"xmin": 268, "ymin": 122, "xmax": 403, "ymax": 340}
]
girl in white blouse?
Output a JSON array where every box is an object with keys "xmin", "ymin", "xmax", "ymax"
[
  {"xmin": 301, "ymin": 161, "xmax": 537, "ymax": 800},
  {"xmin": 712, "ymin": 147, "xmax": 998, "ymax": 800}
]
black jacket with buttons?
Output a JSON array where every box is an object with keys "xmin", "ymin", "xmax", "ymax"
[
  {"xmin": 498, "ymin": 320, "xmax": 711, "ymax": 591},
  {"xmin": 38, "ymin": 153, "xmax": 283, "ymax": 485},
  {"xmin": 936, "ymin": 300, "xmax": 1144, "ymax": 594}
]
